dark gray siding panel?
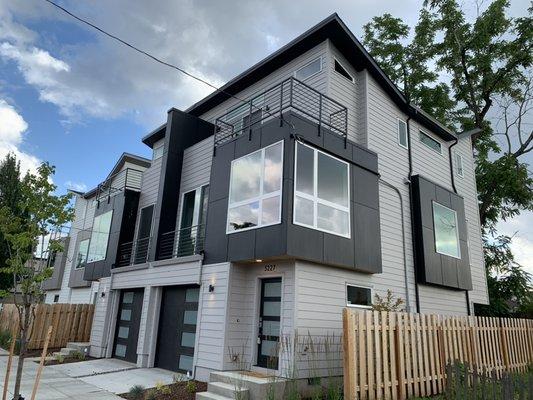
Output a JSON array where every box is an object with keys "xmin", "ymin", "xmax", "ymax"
[
  {"xmin": 203, "ymin": 111, "xmax": 381, "ymax": 273},
  {"xmin": 42, "ymin": 237, "xmax": 70, "ymax": 291},
  {"xmin": 69, "ymin": 230, "xmax": 91, "ymax": 288},
  {"xmin": 411, "ymin": 174, "xmax": 472, "ymax": 290}
]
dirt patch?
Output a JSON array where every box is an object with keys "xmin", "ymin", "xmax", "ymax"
[{"xmin": 119, "ymin": 381, "xmax": 207, "ymax": 400}]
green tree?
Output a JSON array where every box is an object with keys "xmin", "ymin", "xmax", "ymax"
[
  {"xmin": 0, "ymin": 153, "xmax": 24, "ymax": 294},
  {"xmin": 0, "ymin": 160, "xmax": 73, "ymax": 399}
]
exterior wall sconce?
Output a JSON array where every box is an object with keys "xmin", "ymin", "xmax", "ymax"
[{"xmin": 208, "ymin": 284, "xmax": 215, "ymax": 293}]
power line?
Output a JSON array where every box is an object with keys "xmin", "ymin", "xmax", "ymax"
[{"xmin": 42, "ymin": 0, "xmax": 294, "ymax": 130}]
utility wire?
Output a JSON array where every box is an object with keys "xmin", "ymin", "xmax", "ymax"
[{"xmin": 42, "ymin": 0, "xmax": 294, "ymax": 130}]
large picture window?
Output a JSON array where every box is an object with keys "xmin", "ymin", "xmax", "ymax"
[
  {"xmin": 227, "ymin": 141, "xmax": 283, "ymax": 233},
  {"xmin": 432, "ymin": 202, "xmax": 460, "ymax": 258},
  {"xmin": 294, "ymin": 142, "xmax": 350, "ymax": 238},
  {"xmin": 87, "ymin": 210, "xmax": 113, "ymax": 262}
]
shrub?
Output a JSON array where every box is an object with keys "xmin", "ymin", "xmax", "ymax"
[
  {"xmin": 144, "ymin": 390, "xmax": 157, "ymax": 400},
  {"xmin": 186, "ymin": 380, "xmax": 197, "ymax": 394},
  {"xmin": 127, "ymin": 385, "xmax": 145, "ymax": 400},
  {"xmin": 154, "ymin": 381, "xmax": 171, "ymax": 395},
  {"xmin": 71, "ymin": 350, "xmax": 86, "ymax": 361},
  {"xmin": 55, "ymin": 354, "xmax": 65, "ymax": 364}
]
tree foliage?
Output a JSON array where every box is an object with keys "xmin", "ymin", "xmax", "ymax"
[
  {"xmin": 363, "ymin": 0, "xmax": 533, "ymax": 316},
  {"xmin": 0, "ymin": 157, "xmax": 73, "ymax": 398}
]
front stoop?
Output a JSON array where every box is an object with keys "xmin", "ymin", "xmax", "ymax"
[
  {"xmin": 196, "ymin": 371, "xmax": 286, "ymax": 400},
  {"xmin": 52, "ymin": 342, "xmax": 91, "ymax": 358}
]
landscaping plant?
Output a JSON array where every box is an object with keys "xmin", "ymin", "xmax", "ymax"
[{"xmin": 127, "ymin": 385, "xmax": 145, "ymax": 400}]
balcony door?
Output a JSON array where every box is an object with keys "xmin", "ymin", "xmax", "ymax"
[
  {"xmin": 178, "ymin": 185, "xmax": 208, "ymax": 257},
  {"xmin": 134, "ymin": 205, "xmax": 153, "ymax": 264}
]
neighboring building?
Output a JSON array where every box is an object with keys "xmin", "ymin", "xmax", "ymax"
[
  {"xmin": 42, "ymin": 153, "xmax": 151, "ymax": 305},
  {"xmin": 46, "ymin": 14, "xmax": 488, "ymax": 383}
]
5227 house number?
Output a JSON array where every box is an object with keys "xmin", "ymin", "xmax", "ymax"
[{"xmin": 264, "ymin": 264, "xmax": 276, "ymax": 272}]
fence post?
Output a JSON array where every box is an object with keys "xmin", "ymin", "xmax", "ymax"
[
  {"xmin": 395, "ymin": 314, "xmax": 406, "ymax": 400},
  {"xmin": 499, "ymin": 318, "xmax": 510, "ymax": 373},
  {"xmin": 343, "ymin": 308, "xmax": 357, "ymax": 400}
]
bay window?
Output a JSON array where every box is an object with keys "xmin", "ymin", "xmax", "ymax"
[
  {"xmin": 432, "ymin": 201, "xmax": 460, "ymax": 258},
  {"xmin": 294, "ymin": 142, "xmax": 350, "ymax": 237},
  {"xmin": 227, "ymin": 141, "xmax": 283, "ymax": 233},
  {"xmin": 87, "ymin": 210, "xmax": 113, "ymax": 262}
]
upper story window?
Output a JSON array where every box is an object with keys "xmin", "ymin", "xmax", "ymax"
[
  {"xmin": 346, "ymin": 285, "xmax": 372, "ymax": 308},
  {"xmin": 294, "ymin": 57, "xmax": 322, "ymax": 81},
  {"xmin": 455, "ymin": 152, "xmax": 464, "ymax": 177},
  {"xmin": 76, "ymin": 239, "xmax": 89, "ymax": 269},
  {"xmin": 334, "ymin": 59, "xmax": 354, "ymax": 82},
  {"xmin": 419, "ymin": 130, "xmax": 442, "ymax": 154},
  {"xmin": 153, "ymin": 144, "xmax": 164, "ymax": 160},
  {"xmin": 432, "ymin": 201, "xmax": 460, "ymax": 259},
  {"xmin": 294, "ymin": 142, "xmax": 350, "ymax": 238},
  {"xmin": 87, "ymin": 210, "xmax": 113, "ymax": 262},
  {"xmin": 398, "ymin": 119, "xmax": 408, "ymax": 149},
  {"xmin": 227, "ymin": 141, "xmax": 283, "ymax": 233}
]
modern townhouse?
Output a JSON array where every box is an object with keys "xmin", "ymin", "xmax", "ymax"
[{"xmin": 43, "ymin": 13, "xmax": 488, "ymax": 385}]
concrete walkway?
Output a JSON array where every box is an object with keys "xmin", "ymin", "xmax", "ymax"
[{"xmin": 0, "ymin": 356, "xmax": 181, "ymax": 399}]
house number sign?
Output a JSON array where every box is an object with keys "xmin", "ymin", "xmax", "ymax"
[{"xmin": 264, "ymin": 264, "xmax": 276, "ymax": 272}]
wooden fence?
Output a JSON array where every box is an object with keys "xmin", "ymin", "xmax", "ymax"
[
  {"xmin": 0, "ymin": 303, "xmax": 94, "ymax": 350},
  {"xmin": 343, "ymin": 309, "xmax": 533, "ymax": 400}
]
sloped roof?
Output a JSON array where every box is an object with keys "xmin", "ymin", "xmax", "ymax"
[{"xmin": 185, "ymin": 13, "xmax": 455, "ymax": 141}]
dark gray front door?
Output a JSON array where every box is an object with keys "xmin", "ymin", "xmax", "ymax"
[
  {"xmin": 113, "ymin": 288, "xmax": 144, "ymax": 363},
  {"xmin": 155, "ymin": 285, "xmax": 199, "ymax": 373},
  {"xmin": 257, "ymin": 277, "xmax": 282, "ymax": 369}
]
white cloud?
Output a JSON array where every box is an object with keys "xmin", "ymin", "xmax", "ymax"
[
  {"xmin": 496, "ymin": 211, "xmax": 533, "ymax": 275},
  {"xmin": 0, "ymin": 99, "xmax": 40, "ymax": 174},
  {"xmin": 65, "ymin": 180, "xmax": 87, "ymax": 192}
]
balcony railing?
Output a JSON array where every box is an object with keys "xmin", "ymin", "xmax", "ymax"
[
  {"xmin": 158, "ymin": 224, "xmax": 205, "ymax": 260},
  {"xmin": 116, "ymin": 237, "xmax": 150, "ymax": 267},
  {"xmin": 96, "ymin": 168, "xmax": 143, "ymax": 203},
  {"xmin": 214, "ymin": 77, "xmax": 348, "ymax": 148}
]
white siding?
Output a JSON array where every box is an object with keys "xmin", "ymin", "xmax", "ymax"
[
  {"xmin": 195, "ymin": 262, "xmax": 231, "ymax": 376},
  {"xmin": 89, "ymin": 277, "xmax": 113, "ymax": 358},
  {"xmin": 199, "ymin": 42, "xmax": 328, "ymax": 124},
  {"xmin": 223, "ymin": 262, "xmax": 295, "ymax": 371},
  {"xmin": 44, "ymin": 290, "xmax": 60, "ymax": 304}
]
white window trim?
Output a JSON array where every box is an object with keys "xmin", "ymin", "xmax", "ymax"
[
  {"xmin": 397, "ymin": 118, "xmax": 408, "ymax": 149},
  {"xmin": 345, "ymin": 283, "xmax": 373, "ymax": 309},
  {"xmin": 455, "ymin": 152, "xmax": 464, "ymax": 178},
  {"xmin": 432, "ymin": 201, "xmax": 461, "ymax": 259},
  {"xmin": 419, "ymin": 130, "xmax": 443, "ymax": 155},
  {"xmin": 294, "ymin": 57, "xmax": 323, "ymax": 81},
  {"xmin": 333, "ymin": 58, "xmax": 354, "ymax": 83},
  {"xmin": 226, "ymin": 140, "xmax": 284, "ymax": 234},
  {"xmin": 293, "ymin": 142, "xmax": 351, "ymax": 239}
]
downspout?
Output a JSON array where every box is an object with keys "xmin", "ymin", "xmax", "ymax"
[
  {"xmin": 379, "ymin": 179, "xmax": 411, "ymax": 312},
  {"xmin": 448, "ymin": 137, "xmax": 472, "ymax": 316},
  {"xmin": 405, "ymin": 113, "xmax": 421, "ymax": 313}
]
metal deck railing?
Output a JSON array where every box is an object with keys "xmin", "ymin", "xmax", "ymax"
[
  {"xmin": 96, "ymin": 168, "xmax": 143, "ymax": 203},
  {"xmin": 214, "ymin": 77, "xmax": 348, "ymax": 149},
  {"xmin": 158, "ymin": 224, "xmax": 205, "ymax": 260}
]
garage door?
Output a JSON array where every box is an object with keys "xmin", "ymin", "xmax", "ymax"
[{"xmin": 155, "ymin": 285, "xmax": 199, "ymax": 373}]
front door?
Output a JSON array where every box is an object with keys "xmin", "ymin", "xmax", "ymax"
[
  {"xmin": 257, "ymin": 277, "xmax": 282, "ymax": 369},
  {"xmin": 155, "ymin": 285, "xmax": 200, "ymax": 373},
  {"xmin": 113, "ymin": 288, "xmax": 144, "ymax": 363}
]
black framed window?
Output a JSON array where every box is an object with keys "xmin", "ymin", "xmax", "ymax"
[{"xmin": 346, "ymin": 285, "xmax": 372, "ymax": 308}]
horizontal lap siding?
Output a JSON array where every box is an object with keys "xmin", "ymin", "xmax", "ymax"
[
  {"xmin": 199, "ymin": 41, "xmax": 328, "ymax": 124},
  {"xmin": 111, "ymin": 261, "xmax": 201, "ymax": 289},
  {"xmin": 89, "ymin": 277, "xmax": 111, "ymax": 356},
  {"xmin": 195, "ymin": 263, "xmax": 231, "ymax": 371},
  {"xmin": 223, "ymin": 262, "xmax": 295, "ymax": 370}
]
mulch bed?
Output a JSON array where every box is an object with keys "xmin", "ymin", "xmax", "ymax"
[{"xmin": 119, "ymin": 381, "xmax": 207, "ymax": 400}]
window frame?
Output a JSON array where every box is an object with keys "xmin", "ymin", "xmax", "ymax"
[
  {"xmin": 152, "ymin": 144, "xmax": 164, "ymax": 160},
  {"xmin": 419, "ymin": 130, "xmax": 442, "ymax": 154},
  {"xmin": 345, "ymin": 283, "xmax": 373, "ymax": 309},
  {"xmin": 87, "ymin": 210, "xmax": 113, "ymax": 263},
  {"xmin": 455, "ymin": 152, "xmax": 464, "ymax": 177},
  {"xmin": 75, "ymin": 238, "xmax": 90, "ymax": 269},
  {"xmin": 294, "ymin": 57, "xmax": 323, "ymax": 81},
  {"xmin": 293, "ymin": 142, "xmax": 351, "ymax": 239},
  {"xmin": 432, "ymin": 201, "xmax": 461, "ymax": 259},
  {"xmin": 333, "ymin": 58, "xmax": 354, "ymax": 83},
  {"xmin": 226, "ymin": 140, "xmax": 284, "ymax": 234},
  {"xmin": 397, "ymin": 118, "xmax": 408, "ymax": 149}
]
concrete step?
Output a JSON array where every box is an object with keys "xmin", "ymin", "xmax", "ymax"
[
  {"xmin": 65, "ymin": 342, "xmax": 90, "ymax": 352},
  {"xmin": 208, "ymin": 381, "xmax": 249, "ymax": 399},
  {"xmin": 195, "ymin": 392, "xmax": 232, "ymax": 400}
]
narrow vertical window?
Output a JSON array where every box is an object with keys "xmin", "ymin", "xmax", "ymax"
[
  {"xmin": 432, "ymin": 202, "xmax": 460, "ymax": 258},
  {"xmin": 455, "ymin": 152, "xmax": 464, "ymax": 177},
  {"xmin": 87, "ymin": 210, "xmax": 113, "ymax": 262},
  {"xmin": 398, "ymin": 119, "xmax": 408, "ymax": 149},
  {"xmin": 294, "ymin": 142, "xmax": 350, "ymax": 238}
]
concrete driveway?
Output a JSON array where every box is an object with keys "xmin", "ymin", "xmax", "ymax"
[{"xmin": 0, "ymin": 356, "xmax": 180, "ymax": 399}]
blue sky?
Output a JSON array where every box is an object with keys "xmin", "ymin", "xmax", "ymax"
[{"xmin": 0, "ymin": 0, "xmax": 531, "ymax": 270}]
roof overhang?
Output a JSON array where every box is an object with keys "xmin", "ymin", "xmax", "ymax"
[
  {"xmin": 142, "ymin": 123, "xmax": 167, "ymax": 148},
  {"xmin": 186, "ymin": 13, "xmax": 456, "ymax": 142}
]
